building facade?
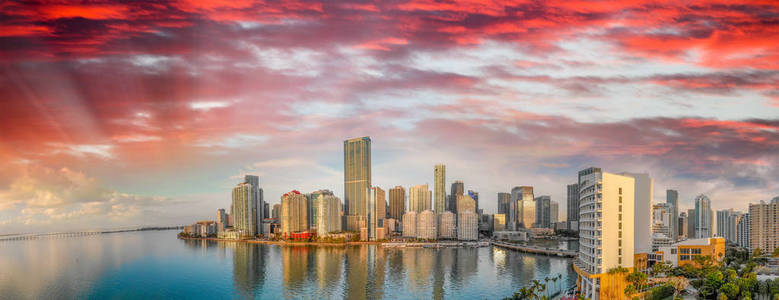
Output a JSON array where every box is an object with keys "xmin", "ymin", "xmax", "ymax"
[
  {"xmin": 657, "ymin": 237, "xmax": 726, "ymax": 268},
  {"xmin": 434, "ymin": 164, "xmax": 446, "ymax": 214},
  {"xmin": 457, "ymin": 210, "xmax": 478, "ymax": 241},
  {"xmin": 402, "ymin": 211, "xmax": 417, "ymax": 237},
  {"xmin": 678, "ymin": 212, "xmax": 688, "ymax": 239},
  {"xmin": 417, "ymin": 210, "xmax": 437, "ymax": 240},
  {"xmin": 409, "ymin": 184, "xmax": 431, "ymax": 213},
  {"xmin": 493, "ymin": 214, "xmax": 506, "ymax": 232},
  {"xmin": 438, "ymin": 211, "xmax": 456, "ymax": 239},
  {"xmin": 666, "ymin": 189, "xmax": 679, "ymax": 241},
  {"xmin": 551, "ymin": 201, "xmax": 559, "ymax": 224},
  {"xmin": 367, "ymin": 186, "xmax": 386, "ymax": 241},
  {"xmin": 281, "ymin": 190, "xmax": 309, "ymax": 237},
  {"xmin": 567, "ymin": 183, "xmax": 580, "ymax": 223},
  {"xmin": 620, "ymin": 172, "xmax": 653, "ymax": 254},
  {"xmin": 716, "ymin": 209, "xmax": 742, "ymax": 244},
  {"xmin": 232, "ymin": 182, "xmax": 258, "ymax": 237},
  {"xmin": 749, "ymin": 197, "xmax": 779, "ymax": 253},
  {"xmin": 512, "ymin": 186, "xmax": 535, "ymax": 229},
  {"xmin": 316, "ymin": 194, "xmax": 342, "ymax": 235},
  {"xmin": 687, "ymin": 209, "xmax": 696, "ymax": 241},
  {"xmin": 694, "ymin": 194, "xmax": 713, "ymax": 238},
  {"xmin": 388, "ymin": 186, "xmax": 405, "ymax": 220},
  {"xmin": 575, "ymin": 168, "xmax": 636, "ymax": 300},
  {"xmin": 534, "ymin": 196, "xmax": 552, "ymax": 228},
  {"xmin": 737, "ymin": 213, "xmax": 750, "ymax": 248},
  {"xmin": 344, "ymin": 136, "xmax": 371, "ymax": 231},
  {"xmin": 497, "ymin": 192, "xmax": 510, "ymax": 216},
  {"xmin": 448, "ymin": 181, "xmax": 464, "ymax": 214},
  {"xmin": 243, "ymin": 175, "xmax": 265, "ymax": 235},
  {"xmin": 456, "ymin": 193, "xmax": 476, "ymax": 215}
]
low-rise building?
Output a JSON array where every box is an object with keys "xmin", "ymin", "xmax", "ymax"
[{"xmin": 656, "ymin": 237, "xmax": 726, "ymax": 267}]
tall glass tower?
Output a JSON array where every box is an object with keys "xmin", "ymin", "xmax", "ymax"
[{"xmin": 344, "ymin": 136, "xmax": 371, "ymax": 231}]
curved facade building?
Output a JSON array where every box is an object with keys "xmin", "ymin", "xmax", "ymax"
[
  {"xmin": 402, "ymin": 211, "xmax": 417, "ymax": 237},
  {"xmin": 281, "ymin": 190, "xmax": 309, "ymax": 236}
]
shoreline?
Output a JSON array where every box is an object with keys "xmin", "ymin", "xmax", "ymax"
[{"xmin": 178, "ymin": 236, "xmax": 489, "ymax": 248}]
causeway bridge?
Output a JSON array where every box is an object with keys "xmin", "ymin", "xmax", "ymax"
[
  {"xmin": 0, "ymin": 226, "xmax": 182, "ymax": 241},
  {"xmin": 492, "ymin": 241, "xmax": 578, "ymax": 258}
]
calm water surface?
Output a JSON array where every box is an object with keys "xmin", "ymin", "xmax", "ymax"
[{"xmin": 0, "ymin": 230, "xmax": 577, "ymax": 299}]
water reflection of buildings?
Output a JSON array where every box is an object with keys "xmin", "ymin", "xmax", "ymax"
[{"xmin": 233, "ymin": 242, "xmax": 268, "ymax": 299}]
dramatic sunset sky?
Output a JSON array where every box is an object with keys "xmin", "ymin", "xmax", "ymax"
[{"xmin": 1, "ymin": 0, "xmax": 777, "ymax": 234}]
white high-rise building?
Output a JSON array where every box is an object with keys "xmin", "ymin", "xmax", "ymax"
[
  {"xmin": 232, "ymin": 182, "xmax": 258, "ymax": 237},
  {"xmin": 716, "ymin": 209, "xmax": 741, "ymax": 244},
  {"xmin": 457, "ymin": 210, "xmax": 478, "ymax": 241},
  {"xmin": 402, "ymin": 211, "xmax": 418, "ymax": 237},
  {"xmin": 438, "ymin": 211, "xmax": 456, "ymax": 239},
  {"xmin": 737, "ymin": 213, "xmax": 750, "ymax": 248},
  {"xmin": 575, "ymin": 168, "xmax": 636, "ymax": 300},
  {"xmin": 316, "ymin": 194, "xmax": 342, "ymax": 235},
  {"xmin": 417, "ymin": 210, "xmax": 438, "ymax": 240},
  {"xmin": 694, "ymin": 194, "xmax": 713, "ymax": 238},
  {"xmin": 620, "ymin": 172, "xmax": 653, "ymax": 254}
]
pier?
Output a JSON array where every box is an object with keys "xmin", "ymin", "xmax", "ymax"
[{"xmin": 492, "ymin": 241, "xmax": 578, "ymax": 258}]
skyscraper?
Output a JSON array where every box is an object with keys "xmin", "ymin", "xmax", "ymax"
[
  {"xmin": 749, "ymin": 197, "xmax": 779, "ymax": 253},
  {"xmin": 687, "ymin": 209, "xmax": 696, "ymax": 240},
  {"xmin": 666, "ymin": 189, "xmax": 679, "ymax": 241},
  {"xmin": 457, "ymin": 210, "xmax": 478, "ymax": 241},
  {"xmin": 448, "ymin": 180, "xmax": 464, "ymax": 214},
  {"xmin": 232, "ymin": 181, "xmax": 258, "ymax": 237},
  {"xmin": 468, "ymin": 190, "xmax": 479, "ymax": 215},
  {"xmin": 575, "ymin": 168, "xmax": 635, "ymax": 300},
  {"xmin": 456, "ymin": 193, "xmax": 476, "ymax": 214},
  {"xmin": 694, "ymin": 194, "xmax": 713, "ymax": 238},
  {"xmin": 316, "ymin": 194, "xmax": 342, "ymax": 235},
  {"xmin": 272, "ymin": 204, "xmax": 281, "ymax": 219},
  {"xmin": 550, "ymin": 201, "xmax": 559, "ymax": 225},
  {"xmin": 367, "ymin": 186, "xmax": 386, "ymax": 241},
  {"xmin": 534, "ymin": 196, "xmax": 551, "ymax": 228},
  {"xmin": 737, "ymin": 213, "xmax": 750, "ymax": 249},
  {"xmin": 243, "ymin": 175, "xmax": 265, "ymax": 235},
  {"xmin": 434, "ymin": 164, "xmax": 446, "ymax": 214},
  {"xmin": 512, "ymin": 186, "xmax": 535, "ymax": 229},
  {"xmin": 217, "ymin": 208, "xmax": 227, "ymax": 232},
  {"xmin": 388, "ymin": 186, "xmax": 405, "ymax": 220},
  {"xmin": 678, "ymin": 212, "xmax": 688, "ymax": 239},
  {"xmin": 438, "ymin": 211, "xmax": 456, "ymax": 239},
  {"xmin": 307, "ymin": 189, "xmax": 333, "ymax": 230},
  {"xmin": 620, "ymin": 172, "xmax": 653, "ymax": 254},
  {"xmin": 417, "ymin": 210, "xmax": 437, "ymax": 240},
  {"xmin": 281, "ymin": 190, "xmax": 308, "ymax": 236},
  {"xmin": 344, "ymin": 136, "xmax": 371, "ymax": 231},
  {"xmin": 409, "ymin": 184, "xmax": 431, "ymax": 213},
  {"xmin": 716, "ymin": 209, "xmax": 741, "ymax": 243},
  {"xmin": 402, "ymin": 211, "xmax": 418, "ymax": 237},
  {"xmin": 497, "ymin": 192, "xmax": 510, "ymax": 216},
  {"xmin": 567, "ymin": 183, "xmax": 580, "ymax": 223}
]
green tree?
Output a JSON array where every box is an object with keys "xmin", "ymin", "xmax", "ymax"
[
  {"xmin": 651, "ymin": 261, "xmax": 673, "ymax": 277},
  {"xmin": 625, "ymin": 270, "xmax": 648, "ymax": 299},
  {"xmin": 720, "ymin": 282, "xmax": 739, "ymax": 299},
  {"xmin": 668, "ymin": 276, "xmax": 689, "ymax": 300}
]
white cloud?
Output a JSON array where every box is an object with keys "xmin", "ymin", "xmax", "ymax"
[{"xmin": 189, "ymin": 100, "xmax": 232, "ymax": 111}]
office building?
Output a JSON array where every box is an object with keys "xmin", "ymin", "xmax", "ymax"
[
  {"xmin": 272, "ymin": 204, "xmax": 281, "ymax": 219},
  {"xmin": 479, "ymin": 213, "xmax": 493, "ymax": 234},
  {"xmin": 678, "ymin": 212, "xmax": 688, "ymax": 239},
  {"xmin": 468, "ymin": 190, "xmax": 480, "ymax": 215},
  {"xmin": 232, "ymin": 182, "xmax": 258, "ymax": 237},
  {"xmin": 620, "ymin": 172, "xmax": 653, "ymax": 254},
  {"xmin": 534, "ymin": 196, "xmax": 552, "ymax": 228},
  {"xmin": 575, "ymin": 168, "xmax": 635, "ymax": 300},
  {"xmin": 737, "ymin": 213, "xmax": 750, "ymax": 248},
  {"xmin": 567, "ymin": 183, "xmax": 580, "ymax": 223},
  {"xmin": 749, "ymin": 197, "xmax": 779, "ymax": 253},
  {"xmin": 512, "ymin": 186, "xmax": 535, "ymax": 229},
  {"xmin": 409, "ymin": 184, "xmax": 431, "ymax": 213},
  {"xmin": 716, "ymin": 209, "xmax": 742, "ymax": 244},
  {"xmin": 652, "ymin": 203, "xmax": 672, "ymax": 251},
  {"xmin": 551, "ymin": 201, "xmax": 559, "ymax": 224},
  {"xmin": 457, "ymin": 193, "xmax": 476, "ymax": 214},
  {"xmin": 687, "ymin": 209, "xmax": 696, "ymax": 241},
  {"xmin": 417, "ymin": 210, "xmax": 438, "ymax": 240},
  {"xmin": 217, "ymin": 208, "xmax": 227, "ymax": 232},
  {"xmin": 439, "ymin": 211, "xmax": 456, "ymax": 239},
  {"xmin": 448, "ymin": 181, "xmax": 464, "ymax": 214},
  {"xmin": 281, "ymin": 190, "xmax": 309, "ymax": 237},
  {"xmin": 306, "ymin": 189, "xmax": 333, "ymax": 230},
  {"xmin": 457, "ymin": 210, "xmax": 478, "ymax": 241},
  {"xmin": 367, "ymin": 186, "xmax": 386, "ymax": 241},
  {"xmin": 497, "ymin": 192, "xmax": 511, "ymax": 216},
  {"xmin": 493, "ymin": 213, "xmax": 506, "ymax": 232},
  {"xmin": 434, "ymin": 164, "xmax": 446, "ymax": 214},
  {"xmin": 694, "ymin": 194, "xmax": 713, "ymax": 238},
  {"xmin": 388, "ymin": 186, "xmax": 405, "ymax": 220},
  {"xmin": 344, "ymin": 136, "xmax": 371, "ymax": 231},
  {"xmin": 666, "ymin": 190, "xmax": 679, "ymax": 241},
  {"xmin": 243, "ymin": 175, "xmax": 265, "ymax": 235},
  {"xmin": 316, "ymin": 194, "xmax": 342, "ymax": 235},
  {"xmin": 402, "ymin": 211, "xmax": 417, "ymax": 237}
]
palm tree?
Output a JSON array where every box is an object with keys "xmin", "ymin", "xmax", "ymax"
[
  {"xmin": 544, "ymin": 277, "xmax": 551, "ymax": 298},
  {"xmin": 551, "ymin": 277, "xmax": 558, "ymax": 296}
]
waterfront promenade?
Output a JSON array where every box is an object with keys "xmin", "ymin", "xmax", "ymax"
[{"xmin": 492, "ymin": 241, "xmax": 578, "ymax": 257}]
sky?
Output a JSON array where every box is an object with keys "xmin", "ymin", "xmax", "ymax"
[{"xmin": 0, "ymin": 0, "xmax": 777, "ymax": 234}]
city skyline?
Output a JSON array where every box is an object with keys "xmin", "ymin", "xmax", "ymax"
[{"xmin": 1, "ymin": 1, "xmax": 778, "ymax": 234}]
